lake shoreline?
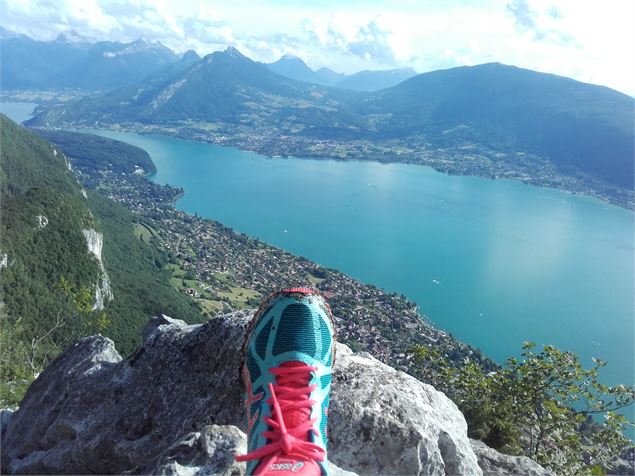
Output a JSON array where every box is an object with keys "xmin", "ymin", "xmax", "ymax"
[{"xmin": 34, "ymin": 120, "xmax": 635, "ymax": 211}]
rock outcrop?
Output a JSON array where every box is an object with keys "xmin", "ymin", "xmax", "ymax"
[
  {"xmin": 0, "ymin": 252, "xmax": 8, "ymax": 268},
  {"xmin": 469, "ymin": 440, "xmax": 552, "ymax": 476},
  {"xmin": 130, "ymin": 424, "xmax": 356, "ymax": 476},
  {"xmin": 82, "ymin": 228, "xmax": 114, "ymax": 310},
  {"xmin": 35, "ymin": 214, "xmax": 48, "ymax": 229},
  {"xmin": 329, "ymin": 345, "xmax": 479, "ymax": 475},
  {"xmin": 1, "ymin": 311, "xmax": 549, "ymax": 475}
]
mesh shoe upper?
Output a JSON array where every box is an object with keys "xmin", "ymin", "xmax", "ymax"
[{"xmin": 238, "ymin": 289, "xmax": 335, "ymax": 476}]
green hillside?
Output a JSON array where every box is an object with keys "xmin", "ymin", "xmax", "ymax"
[
  {"xmin": 0, "ymin": 114, "xmax": 99, "ymax": 326},
  {"xmin": 35, "ymin": 130, "xmax": 156, "ymax": 175},
  {"xmin": 0, "ymin": 115, "xmax": 79, "ymax": 197},
  {"xmin": 0, "ymin": 117, "xmax": 203, "ymax": 404},
  {"xmin": 0, "ymin": 115, "xmax": 101, "ymax": 402},
  {"xmin": 364, "ymin": 63, "xmax": 635, "ymax": 188},
  {"xmin": 87, "ymin": 191, "xmax": 203, "ymax": 353}
]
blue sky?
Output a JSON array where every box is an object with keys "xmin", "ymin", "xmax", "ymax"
[{"xmin": 2, "ymin": 0, "xmax": 634, "ymax": 95}]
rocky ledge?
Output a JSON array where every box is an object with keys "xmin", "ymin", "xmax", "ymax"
[{"xmin": 1, "ymin": 311, "xmax": 550, "ymax": 475}]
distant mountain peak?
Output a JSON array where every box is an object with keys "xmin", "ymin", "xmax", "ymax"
[
  {"xmin": 201, "ymin": 47, "xmax": 250, "ymax": 67},
  {"xmin": 132, "ymin": 37, "xmax": 166, "ymax": 47},
  {"xmin": 55, "ymin": 29, "xmax": 94, "ymax": 44},
  {"xmin": 316, "ymin": 66, "xmax": 340, "ymax": 74},
  {"xmin": 314, "ymin": 67, "xmax": 345, "ymax": 85},
  {"xmin": 225, "ymin": 46, "xmax": 246, "ymax": 58},
  {"xmin": 266, "ymin": 53, "xmax": 323, "ymax": 84},
  {"xmin": 334, "ymin": 67, "xmax": 418, "ymax": 91},
  {"xmin": 274, "ymin": 53, "xmax": 311, "ymax": 67},
  {"xmin": 182, "ymin": 49, "xmax": 200, "ymax": 61},
  {"xmin": 101, "ymin": 38, "xmax": 173, "ymax": 58},
  {"xmin": 0, "ymin": 25, "xmax": 28, "ymax": 40}
]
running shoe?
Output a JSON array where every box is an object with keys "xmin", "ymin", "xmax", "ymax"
[{"xmin": 236, "ymin": 288, "xmax": 336, "ymax": 476}]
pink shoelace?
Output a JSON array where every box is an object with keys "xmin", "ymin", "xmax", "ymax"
[{"xmin": 236, "ymin": 362, "xmax": 326, "ymax": 475}]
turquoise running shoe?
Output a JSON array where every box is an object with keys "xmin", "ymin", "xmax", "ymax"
[{"xmin": 236, "ymin": 288, "xmax": 336, "ymax": 476}]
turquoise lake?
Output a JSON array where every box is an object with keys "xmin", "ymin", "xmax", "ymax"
[{"xmin": 3, "ymin": 103, "xmax": 634, "ymax": 413}]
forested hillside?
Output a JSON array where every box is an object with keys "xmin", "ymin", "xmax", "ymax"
[
  {"xmin": 87, "ymin": 191, "xmax": 203, "ymax": 353},
  {"xmin": 0, "ymin": 116, "xmax": 202, "ymax": 405},
  {"xmin": 363, "ymin": 63, "xmax": 635, "ymax": 188},
  {"xmin": 35, "ymin": 130, "xmax": 156, "ymax": 175}
]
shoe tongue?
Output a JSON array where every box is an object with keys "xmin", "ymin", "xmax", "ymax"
[{"xmin": 278, "ymin": 361, "xmax": 311, "ymax": 437}]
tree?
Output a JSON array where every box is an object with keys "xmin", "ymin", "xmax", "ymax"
[
  {"xmin": 410, "ymin": 342, "xmax": 635, "ymax": 474},
  {"xmin": 0, "ymin": 277, "xmax": 99, "ymax": 406},
  {"xmin": 0, "ymin": 313, "xmax": 32, "ymax": 406}
]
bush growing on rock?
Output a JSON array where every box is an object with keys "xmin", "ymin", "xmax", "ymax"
[{"xmin": 410, "ymin": 342, "xmax": 635, "ymax": 474}]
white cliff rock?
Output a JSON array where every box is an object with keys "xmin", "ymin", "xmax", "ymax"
[
  {"xmin": 132, "ymin": 424, "xmax": 356, "ymax": 476},
  {"xmin": 82, "ymin": 228, "xmax": 114, "ymax": 310},
  {"xmin": 330, "ymin": 345, "xmax": 481, "ymax": 475},
  {"xmin": 35, "ymin": 214, "xmax": 48, "ymax": 229},
  {"xmin": 470, "ymin": 439, "xmax": 553, "ymax": 475}
]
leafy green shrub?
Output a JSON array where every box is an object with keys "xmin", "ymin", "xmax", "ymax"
[{"xmin": 410, "ymin": 343, "xmax": 635, "ymax": 474}]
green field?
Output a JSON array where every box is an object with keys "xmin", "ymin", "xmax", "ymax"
[
  {"xmin": 133, "ymin": 222, "xmax": 156, "ymax": 242},
  {"xmin": 217, "ymin": 286, "xmax": 261, "ymax": 309},
  {"xmin": 165, "ymin": 261, "xmax": 259, "ymax": 313}
]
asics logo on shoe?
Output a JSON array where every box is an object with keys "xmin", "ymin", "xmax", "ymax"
[{"xmin": 269, "ymin": 461, "xmax": 304, "ymax": 472}]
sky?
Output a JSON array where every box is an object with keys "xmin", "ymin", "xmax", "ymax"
[{"xmin": 1, "ymin": 0, "xmax": 634, "ymax": 96}]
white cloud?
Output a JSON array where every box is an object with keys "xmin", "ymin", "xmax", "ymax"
[
  {"xmin": 506, "ymin": 0, "xmax": 575, "ymax": 44},
  {"xmin": 300, "ymin": 14, "xmax": 413, "ymax": 67}
]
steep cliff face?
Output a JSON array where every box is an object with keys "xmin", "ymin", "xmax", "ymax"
[
  {"xmin": 1, "ymin": 311, "xmax": 550, "ymax": 476},
  {"xmin": 82, "ymin": 228, "xmax": 114, "ymax": 310},
  {"xmin": 0, "ymin": 115, "xmax": 103, "ymax": 355}
]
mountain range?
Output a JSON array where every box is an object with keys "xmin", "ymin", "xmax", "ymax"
[
  {"xmin": 0, "ymin": 27, "xmax": 416, "ymax": 92},
  {"xmin": 265, "ymin": 53, "xmax": 417, "ymax": 90},
  {"xmin": 27, "ymin": 47, "xmax": 368, "ymax": 139},
  {"xmin": 27, "ymin": 46, "xmax": 635, "ymax": 190},
  {"xmin": 0, "ymin": 27, "xmax": 184, "ymax": 90},
  {"xmin": 361, "ymin": 62, "xmax": 635, "ymax": 187}
]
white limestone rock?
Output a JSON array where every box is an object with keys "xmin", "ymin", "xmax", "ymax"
[
  {"xmin": 82, "ymin": 228, "xmax": 114, "ymax": 310},
  {"xmin": 470, "ymin": 439, "xmax": 553, "ymax": 475},
  {"xmin": 133, "ymin": 424, "xmax": 357, "ymax": 476},
  {"xmin": 1, "ymin": 310, "xmax": 547, "ymax": 476},
  {"xmin": 329, "ymin": 345, "xmax": 482, "ymax": 476},
  {"xmin": 35, "ymin": 214, "xmax": 48, "ymax": 229}
]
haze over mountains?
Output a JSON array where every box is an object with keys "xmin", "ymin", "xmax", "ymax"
[
  {"xmin": 0, "ymin": 27, "xmax": 414, "ymax": 92},
  {"xmin": 0, "ymin": 27, "xmax": 180, "ymax": 90},
  {"xmin": 26, "ymin": 45, "xmax": 635, "ymax": 191}
]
